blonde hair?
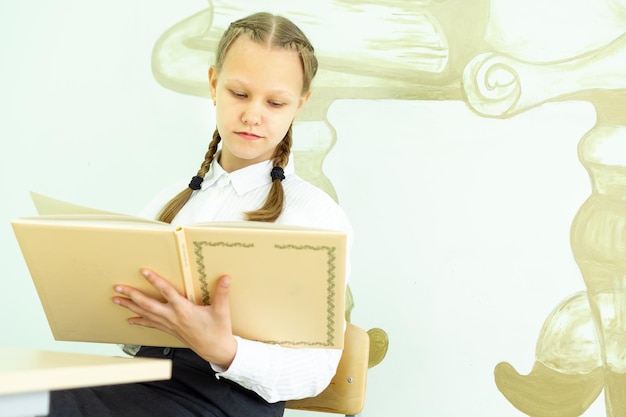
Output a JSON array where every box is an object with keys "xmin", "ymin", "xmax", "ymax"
[{"xmin": 158, "ymin": 12, "xmax": 318, "ymax": 224}]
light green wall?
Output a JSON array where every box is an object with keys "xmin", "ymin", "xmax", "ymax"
[{"xmin": 0, "ymin": 1, "xmax": 609, "ymax": 416}]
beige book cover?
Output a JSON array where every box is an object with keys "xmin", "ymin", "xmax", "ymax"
[{"xmin": 12, "ymin": 193, "xmax": 346, "ymax": 349}]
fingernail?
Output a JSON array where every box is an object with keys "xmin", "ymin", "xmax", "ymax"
[
  {"xmin": 141, "ymin": 269, "xmax": 149, "ymax": 278},
  {"xmin": 114, "ymin": 286, "xmax": 122, "ymax": 293}
]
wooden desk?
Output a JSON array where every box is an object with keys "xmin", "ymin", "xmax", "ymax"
[{"xmin": 0, "ymin": 347, "xmax": 172, "ymax": 417}]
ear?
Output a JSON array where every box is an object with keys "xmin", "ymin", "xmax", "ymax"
[
  {"xmin": 208, "ymin": 66, "xmax": 218, "ymax": 103},
  {"xmin": 295, "ymin": 90, "xmax": 312, "ymax": 116}
]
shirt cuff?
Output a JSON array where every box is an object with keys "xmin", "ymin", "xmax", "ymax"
[{"xmin": 209, "ymin": 336, "xmax": 271, "ymax": 382}]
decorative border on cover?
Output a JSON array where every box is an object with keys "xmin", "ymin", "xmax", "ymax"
[{"xmin": 192, "ymin": 241, "xmax": 338, "ymax": 347}]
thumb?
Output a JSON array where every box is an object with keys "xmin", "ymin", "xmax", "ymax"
[{"xmin": 211, "ymin": 275, "xmax": 232, "ymax": 315}]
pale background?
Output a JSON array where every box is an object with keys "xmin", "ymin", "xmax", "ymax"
[{"xmin": 0, "ymin": 1, "xmax": 606, "ymax": 416}]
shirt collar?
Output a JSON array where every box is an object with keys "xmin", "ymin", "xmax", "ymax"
[{"xmin": 201, "ymin": 153, "xmax": 296, "ymax": 195}]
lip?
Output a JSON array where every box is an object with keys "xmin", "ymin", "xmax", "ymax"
[{"xmin": 235, "ymin": 131, "xmax": 263, "ymax": 141}]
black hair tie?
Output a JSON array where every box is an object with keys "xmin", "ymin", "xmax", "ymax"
[
  {"xmin": 271, "ymin": 166, "xmax": 285, "ymax": 182},
  {"xmin": 188, "ymin": 175, "xmax": 204, "ymax": 190}
]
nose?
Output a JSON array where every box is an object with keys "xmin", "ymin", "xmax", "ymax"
[{"xmin": 242, "ymin": 103, "xmax": 262, "ymax": 126}]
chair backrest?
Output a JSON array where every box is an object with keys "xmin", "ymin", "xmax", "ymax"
[{"xmin": 286, "ymin": 323, "xmax": 370, "ymax": 415}]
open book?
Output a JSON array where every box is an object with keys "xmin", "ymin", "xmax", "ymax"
[{"xmin": 11, "ymin": 193, "xmax": 346, "ymax": 349}]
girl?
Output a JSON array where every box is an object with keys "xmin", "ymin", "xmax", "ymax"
[{"xmin": 44, "ymin": 11, "xmax": 352, "ymax": 417}]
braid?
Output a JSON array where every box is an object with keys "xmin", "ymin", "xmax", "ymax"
[
  {"xmin": 245, "ymin": 125, "xmax": 292, "ymax": 222},
  {"xmin": 159, "ymin": 12, "xmax": 316, "ymax": 224},
  {"xmin": 271, "ymin": 126, "xmax": 292, "ymax": 167},
  {"xmin": 157, "ymin": 130, "xmax": 222, "ymax": 223}
]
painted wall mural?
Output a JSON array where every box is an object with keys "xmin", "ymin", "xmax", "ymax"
[
  {"xmin": 150, "ymin": 1, "xmax": 626, "ymax": 415},
  {"xmin": 464, "ymin": 1, "xmax": 626, "ymax": 416}
]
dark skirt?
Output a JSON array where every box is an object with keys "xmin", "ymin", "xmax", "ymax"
[{"xmin": 41, "ymin": 347, "xmax": 285, "ymax": 417}]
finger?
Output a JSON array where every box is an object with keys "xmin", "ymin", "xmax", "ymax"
[
  {"xmin": 113, "ymin": 293, "xmax": 177, "ymax": 334},
  {"xmin": 112, "ymin": 290, "xmax": 156, "ymax": 319},
  {"xmin": 125, "ymin": 316, "xmax": 185, "ymax": 346},
  {"xmin": 211, "ymin": 275, "xmax": 232, "ymax": 316},
  {"xmin": 127, "ymin": 316, "xmax": 169, "ymax": 332},
  {"xmin": 113, "ymin": 284, "xmax": 169, "ymax": 319},
  {"xmin": 140, "ymin": 268, "xmax": 185, "ymax": 306},
  {"xmin": 113, "ymin": 292, "xmax": 173, "ymax": 330}
]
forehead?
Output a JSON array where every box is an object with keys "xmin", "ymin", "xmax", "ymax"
[{"xmin": 219, "ymin": 36, "xmax": 304, "ymax": 95}]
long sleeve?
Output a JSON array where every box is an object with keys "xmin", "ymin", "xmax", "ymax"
[{"xmin": 211, "ymin": 338, "xmax": 343, "ymax": 403}]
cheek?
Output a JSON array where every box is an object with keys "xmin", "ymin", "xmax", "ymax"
[
  {"xmin": 275, "ymin": 107, "xmax": 298, "ymax": 125},
  {"xmin": 215, "ymin": 105, "xmax": 234, "ymax": 125},
  {"xmin": 213, "ymin": 109, "xmax": 230, "ymax": 136},
  {"xmin": 272, "ymin": 118, "xmax": 294, "ymax": 141}
]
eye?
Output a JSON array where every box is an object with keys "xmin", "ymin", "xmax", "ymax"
[
  {"xmin": 230, "ymin": 90, "xmax": 246, "ymax": 98},
  {"xmin": 269, "ymin": 101, "xmax": 285, "ymax": 108}
]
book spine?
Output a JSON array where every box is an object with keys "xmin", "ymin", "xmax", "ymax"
[{"xmin": 174, "ymin": 227, "xmax": 196, "ymax": 303}]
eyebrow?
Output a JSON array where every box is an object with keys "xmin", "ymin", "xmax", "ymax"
[{"xmin": 224, "ymin": 78, "xmax": 297, "ymax": 99}]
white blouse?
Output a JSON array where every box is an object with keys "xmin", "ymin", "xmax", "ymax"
[{"xmin": 139, "ymin": 155, "xmax": 353, "ymax": 403}]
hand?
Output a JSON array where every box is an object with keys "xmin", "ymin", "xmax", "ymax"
[{"xmin": 112, "ymin": 269, "xmax": 237, "ymax": 369}]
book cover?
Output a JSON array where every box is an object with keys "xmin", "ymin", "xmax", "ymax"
[{"xmin": 12, "ymin": 194, "xmax": 346, "ymax": 349}]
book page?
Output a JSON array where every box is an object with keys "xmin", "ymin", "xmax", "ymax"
[
  {"xmin": 16, "ymin": 215, "xmax": 170, "ymax": 228},
  {"xmin": 29, "ymin": 192, "xmax": 164, "ymax": 225},
  {"xmin": 30, "ymin": 192, "xmax": 121, "ymax": 216}
]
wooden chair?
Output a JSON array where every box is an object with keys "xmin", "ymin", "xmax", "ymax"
[{"xmin": 286, "ymin": 323, "xmax": 370, "ymax": 416}]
